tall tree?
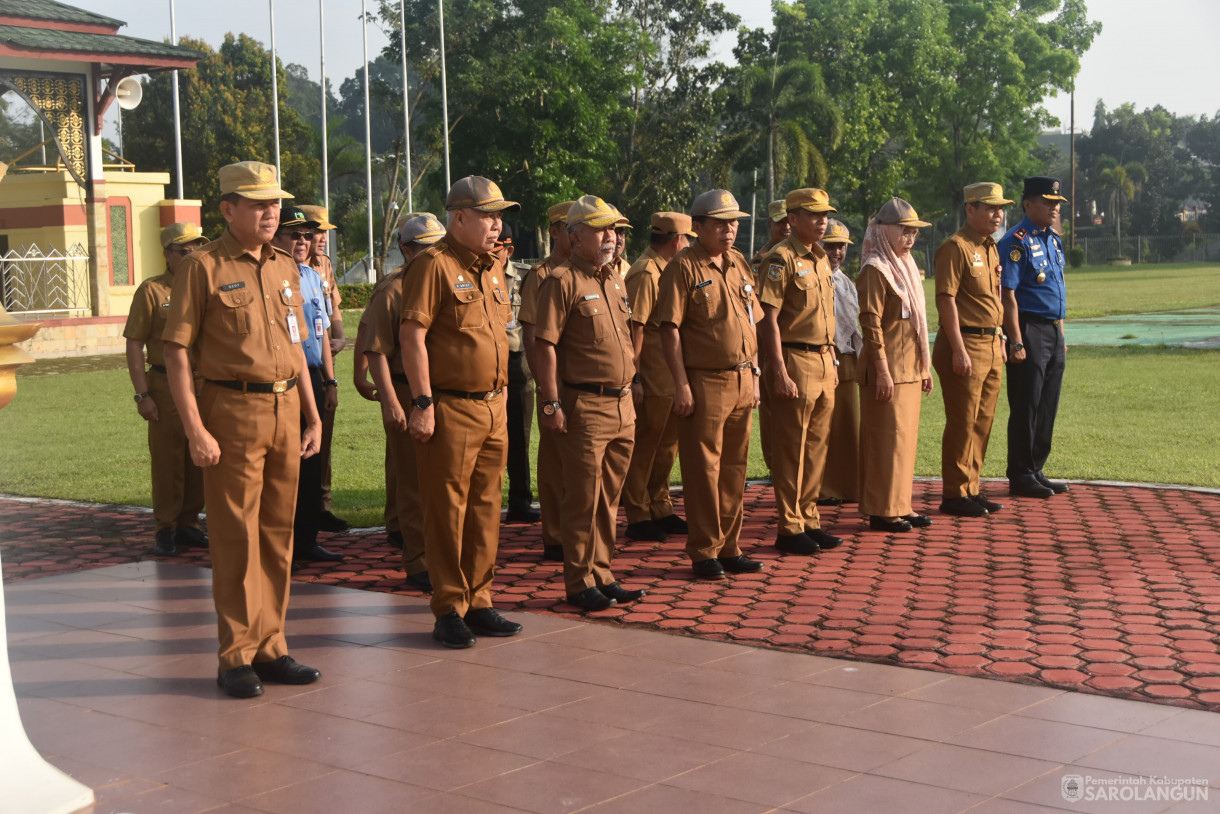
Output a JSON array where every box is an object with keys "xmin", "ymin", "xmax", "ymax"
[
  {"xmin": 124, "ymin": 34, "xmax": 321, "ymax": 235},
  {"xmin": 1092, "ymin": 157, "xmax": 1146, "ymax": 243}
]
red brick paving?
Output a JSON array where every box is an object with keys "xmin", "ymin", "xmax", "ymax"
[{"xmin": 3, "ymin": 480, "xmax": 1220, "ymax": 711}]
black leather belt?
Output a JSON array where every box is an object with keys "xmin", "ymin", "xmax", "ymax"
[
  {"xmin": 726, "ymin": 361, "xmax": 752, "ymax": 371},
  {"xmin": 436, "ymin": 387, "xmax": 503, "ymax": 401},
  {"xmin": 148, "ymin": 364, "xmax": 167, "ymax": 375},
  {"xmin": 959, "ymin": 326, "xmax": 1002, "ymax": 336},
  {"xmin": 781, "ymin": 341, "xmax": 834, "ymax": 353},
  {"xmin": 391, "ymin": 373, "xmax": 410, "ymax": 386},
  {"xmin": 563, "ymin": 380, "xmax": 631, "ymax": 397},
  {"xmin": 207, "ymin": 377, "xmax": 297, "ymax": 394},
  {"xmin": 1021, "ymin": 314, "xmax": 1062, "ymax": 325}
]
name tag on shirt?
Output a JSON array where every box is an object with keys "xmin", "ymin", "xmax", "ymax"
[
  {"xmin": 455, "ymin": 281, "xmax": 475, "ymax": 291},
  {"xmin": 796, "ymin": 268, "xmax": 810, "ymax": 277},
  {"xmin": 220, "ymin": 281, "xmax": 245, "ymax": 292},
  {"xmin": 694, "ymin": 279, "xmax": 713, "ymax": 290},
  {"xmin": 287, "ymin": 311, "xmax": 301, "ymax": 344},
  {"xmin": 583, "ymin": 293, "xmax": 601, "ymax": 301}
]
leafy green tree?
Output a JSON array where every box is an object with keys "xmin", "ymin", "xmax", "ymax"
[
  {"xmin": 1185, "ymin": 113, "xmax": 1220, "ymax": 231},
  {"xmin": 123, "ymin": 34, "xmax": 321, "ymax": 236},
  {"xmin": 1092, "ymin": 157, "xmax": 1146, "ymax": 243},
  {"xmin": 0, "ymin": 92, "xmax": 44, "ymax": 163}
]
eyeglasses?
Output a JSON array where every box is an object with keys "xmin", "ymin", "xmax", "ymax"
[{"xmin": 280, "ymin": 230, "xmax": 314, "ymax": 242}]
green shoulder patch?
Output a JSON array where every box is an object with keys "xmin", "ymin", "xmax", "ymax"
[{"xmin": 767, "ymin": 262, "xmax": 784, "ymax": 282}]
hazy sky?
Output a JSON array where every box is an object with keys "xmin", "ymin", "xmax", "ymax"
[{"xmin": 78, "ymin": 0, "xmax": 1220, "ymax": 136}]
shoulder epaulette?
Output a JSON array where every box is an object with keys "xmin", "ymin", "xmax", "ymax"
[{"xmin": 1013, "ymin": 228, "xmax": 1027, "ymax": 241}]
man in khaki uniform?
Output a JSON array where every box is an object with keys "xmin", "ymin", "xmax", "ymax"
[
  {"xmin": 399, "ymin": 176, "xmax": 523, "ymax": 649},
  {"xmin": 758, "ymin": 188, "xmax": 844, "ymax": 556},
  {"xmin": 654, "ymin": 190, "xmax": 764, "ymax": 580},
  {"xmin": 518, "ymin": 200, "xmax": 577, "ymax": 561},
  {"xmin": 163, "ymin": 161, "xmax": 323, "ymax": 698},
  {"xmin": 751, "ymin": 199, "xmax": 790, "ymax": 472},
  {"xmin": 934, "ymin": 182, "xmax": 1011, "ymax": 516},
  {"xmin": 818, "ymin": 219, "xmax": 862, "ymax": 505},
  {"xmin": 534, "ymin": 196, "xmax": 646, "ymax": 611},
  {"xmin": 497, "ymin": 224, "xmax": 540, "ymax": 522},
  {"xmin": 609, "ymin": 215, "xmax": 632, "ymax": 279},
  {"xmin": 124, "ymin": 222, "xmax": 208, "ymax": 556},
  {"xmin": 301, "ymin": 205, "xmax": 350, "ymax": 532},
  {"xmin": 621, "ymin": 212, "xmax": 692, "ymax": 543},
  {"xmin": 361, "ymin": 214, "xmax": 446, "ymax": 592}
]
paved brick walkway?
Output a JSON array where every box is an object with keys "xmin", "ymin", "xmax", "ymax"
[{"xmin": 3, "ymin": 480, "xmax": 1219, "ymax": 712}]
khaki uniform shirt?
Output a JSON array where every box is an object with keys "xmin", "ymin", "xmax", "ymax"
[
  {"xmin": 609, "ymin": 255, "xmax": 630, "ymax": 280},
  {"xmin": 125, "ymin": 269, "xmax": 196, "ymax": 368},
  {"xmin": 358, "ymin": 267, "xmax": 406, "ymax": 376},
  {"xmin": 624, "ymin": 247, "xmax": 673, "ymax": 396},
  {"xmin": 934, "ymin": 225, "xmax": 1003, "ymax": 330},
  {"xmin": 309, "ymin": 253, "xmax": 341, "ymax": 317},
  {"xmin": 505, "ymin": 260, "xmax": 529, "ymax": 352},
  {"xmin": 517, "ymin": 254, "xmax": 563, "ymax": 327},
  {"xmin": 857, "ymin": 265, "xmax": 922, "ymax": 385},
  {"xmin": 400, "ymin": 235, "xmax": 510, "ymax": 392},
  {"xmin": 534, "ymin": 254, "xmax": 635, "ymax": 388},
  {"xmin": 163, "ymin": 229, "xmax": 304, "ymax": 382},
  {"xmin": 758, "ymin": 235, "xmax": 836, "ymax": 346},
  {"xmin": 654, "ymin": 242, "xmax": 758, "ymax": 370}
]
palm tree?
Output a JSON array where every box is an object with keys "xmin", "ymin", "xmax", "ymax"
[
  {"xmin": 720, "ymin": 57, "xmax": 842, "ymax": 203},
  {"xmin": 1093, "ymin": 157, "xmax": 1147, "ymax": 244}
]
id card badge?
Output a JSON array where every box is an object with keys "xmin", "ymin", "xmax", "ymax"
[
  {"xmin": 901, "ymin": 303, "xmax": 911, "ymax": 319},
  {"xmin": 321, "ymin": 280, "xmax": 334, "ymax": 316},
  {"xmin": 313, "ymin": 314, "xmax": 325, "ymax": 339},
  {"xmin": 287, "ymin": 310, "xmax": 301, "ymax": 344},
  {"xmin": 743, "ymin": 283, "xmax": 755, "ymax": 325}
]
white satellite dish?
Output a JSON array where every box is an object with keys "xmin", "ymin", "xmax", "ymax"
[{"xmin": 114, "ymin": 76, "xmax": 142, "ymax": 110}]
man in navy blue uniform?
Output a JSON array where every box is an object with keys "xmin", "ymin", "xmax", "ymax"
[{"xmin": 999, "ymin": 176, "xmax": 1070, "ymax": 499}]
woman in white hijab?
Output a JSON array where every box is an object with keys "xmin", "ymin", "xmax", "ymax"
[{"xmin": 856, "ymin": 199, "xmax": 934, "ymax": 532}]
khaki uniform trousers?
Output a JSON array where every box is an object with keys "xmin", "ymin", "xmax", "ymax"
[
  {"xmin": 621, "ymin": 393, "xmax": 678, "ymax": 524},
  {"xmin": 415, "ymin": 395, "xmax": 507, "ymax": 618},
  {"xmin": 857, "ymin": 381, "xmax": 921, "ymax": 518},
  {"xmin": 384, "ymin": 443, "xmax": 399, "ymax": 534},
  {"xmin": 319, "ymin": 401, "xmax": 336, "ymax": 511},
  {"xmin": 933, "ymin": 332, "xmax": 1003, "ymax": 499},
  {"xmin": 678, "ymin": 369, "xmax": 754, "ymax": 562},
  {"xmin": 388, "ymin": 379, "xmax": 427, "ymax": 575},
  {"xmin": 820, "ymin": 352, "xmax": 859, "ymax": 501},
  {"xmin": 757, "ymin": 351, "xmax": 774, "ymax": 472},
  {"xmin": 536, "ymin": 402, "xmax": 563, "ymax": 549},
  {"xmin": 768, "ymin": 348, "xmax": 836, "ymax": 534},
  {"xmin": 557, "ymin": 389, "xmax": 635, "ymax": 595},
  {"xmin": 198, "ymin": 383, "xmax": 299, "ymax": 670},
  {"xmin": 146, "ymin": 368, "xmax": 204, "ymax": 532}
]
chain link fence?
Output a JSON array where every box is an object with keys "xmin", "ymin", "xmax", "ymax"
[{"xmin": 1, "ymin": 243, "xmax": 91, "ymax": 313}]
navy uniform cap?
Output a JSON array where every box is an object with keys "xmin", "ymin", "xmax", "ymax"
[{"xmin": 1023, "ymin": 176, "xmax": 1068, "ymax": 202}]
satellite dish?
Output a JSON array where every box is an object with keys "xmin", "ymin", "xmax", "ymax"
[{"xmin": 114, "ymin": 76, "xmax": 142, "ymax": 110}]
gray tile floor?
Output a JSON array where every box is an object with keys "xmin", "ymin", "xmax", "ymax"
[{"xmin": 6, "ymin": 563, "xmax": 1217, "ymax": 814}]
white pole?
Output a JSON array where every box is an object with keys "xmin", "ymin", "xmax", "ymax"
[
  {"xmin": 116, "ymin": 106, "xmax": 123, "ymax": 158},
  {"xmin": 400, "ymin": 0, "xmax": 413, "ymax": 212},
  {"xmin": 749, "ymin": 168, "xmax": 757, "ymax": 258},
  {"xmin": 319, "ymin": 0, "xmax": 329, "ymax": 209},
  {"xmin": 170, "ymin": 0, "xmax": 183, "ymax": 198},
  {"xmin": 438, "ymin": 0, "xmax": 451, "ymax": 190},
  {"xmin": 362, "ymin": 0, "xmax": 375, "ymax": 281},
  {"xmin": 270, "ymin": 0, "xmax": 281, "ymax": 177}
]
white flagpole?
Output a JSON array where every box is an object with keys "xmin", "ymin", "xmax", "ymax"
[
  {"xmin": 319, "ymin": 0, "xmax": 329, "ymax": 209},
  {"xmin": 170, "ymin": 0, "xmax": 183, "ymax": 198},
  {"xmin": 362, "ymin": 0, "xmax": 375, "ymax": 281},
  {"xmin": 270, "ymin": 0, "xmax": 281, "ymax": 177},
  {"xmin": 400, "ymin": 0, "xmax": 413, "ymax": 213},
  {"xmin": 438, "ymin": 0, "xmax": 450, "ymax": 190}
]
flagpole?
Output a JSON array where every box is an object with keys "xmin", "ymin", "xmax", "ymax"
[
  {"xmin": 269, "ymin": 0, "xmax": 281, "ymax": 176},
  {"xmin": 319, "ymin": 0, "xmax": 329, "ymax": 209},
  {"xmin": 362, "ymin": 0, "xmax": 375, "ymax": 281},
  {"xmin": 400, "ymin": 0, "xmax": 413, "ymax": 212},
  {"xmin": 438, "ymin": 0, "xmax": 451, "ymax": 190},
  {"xmin": 170, "ymin": 0, "xmax": 183, "ymax": 199}
]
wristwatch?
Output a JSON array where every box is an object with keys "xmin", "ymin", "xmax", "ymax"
[
  {"xmin": 411, "ymin": 394, "xmax": 433, "ymax": 410},
  {"xmin": 751, "ymin": 366, "xmax": 761, "ymax": 376},
  {"xmin": 541, "ymin": 400, "xmax": 562, "ymax": 416},
  {"xmin": 1010, "ymin": 341, "xmax": 1025, "ymax": 353},
  {"xmin": 322, "ymin": 378, "xmax": 338, "ymax": 388},
  {"xmin": 133, "ymin": 392, "xmax": 150, "ymax": 404}
]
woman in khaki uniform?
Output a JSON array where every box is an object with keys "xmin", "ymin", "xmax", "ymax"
[{"xmin": 856, "ymin": 199, "xmax": 934, "ymax": 533}]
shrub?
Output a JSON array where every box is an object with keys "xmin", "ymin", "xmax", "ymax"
[
  {"xmin": 1068, "ymin": 246, "xmax": 1085, "ymax": 268},
  {"xmin": 339, "ymin": 283, "xmax": 375, "ymax": 309}
]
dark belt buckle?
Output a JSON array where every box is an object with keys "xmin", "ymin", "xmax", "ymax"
[{"xmin": 273, "ymin": 380, "xmax": 289, "ymax": 393}]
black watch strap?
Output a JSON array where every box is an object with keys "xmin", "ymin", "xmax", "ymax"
[{"xmin": 412, "ymin": 394, "xmax": 433, "ymax": 409}]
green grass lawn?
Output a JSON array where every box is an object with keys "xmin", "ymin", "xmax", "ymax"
[{"xmin": 2, "ymin": 345, "xmax": 1217, "ymax": 528}]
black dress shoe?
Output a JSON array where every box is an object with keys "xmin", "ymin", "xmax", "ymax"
[
  {"xmin": 1009, "ymin": 478, "xmax": 1054, "ymax": 498},
  {"xmin": 252, "ymin": 655, "xmax": 321, "ymax": 685},
  {"xmin": 465, "ymin": 607, "xmax": 523, "ymax": 637},
  {"xmin": 970, "ymin": 494, "xmax": 1004, "ymax": 513},
  {"xmin": 692, "ymin": 558, "xmax": 727, "ymax": 580},
  {"xmin": 869, "ymin": 516, "xmax": 913, "ymax": 533},
  {"xmin": 718, "ymin": 555, "xmax": 765, "ymax": 574},
  {"xmin": 904, "ymin": 514, "xmax": 933, "ymax": 528},
  {"xmin": 654, "ymin": 514, "xmax": 689, "ymax": 535},
  {"xmin": 542, "ymin": 545, "xmax": 565, "ymax": 562},
  {"xmin": 175, "ymin": 526, "xmax": 208, "ymax": 549},
  {"xmin": 776, "ymin": 532, "xmax": 820, "ymax": 556},
  {"xmin": 568, "ymin": 586, "xmax": 616, "ymax": 611},
  {"xmin": 318, "ymin": 510, "xmax": 351, "ymax": 532},
  {"xmin": 296, "ymin": 545, "xmax": 345, "ymax": 563},
  {"xmin": 816, "ymin": 496, "xmax": 844, "ymax": 506},
  {"xmin": 153, "ymin": 528, "xmax": 176, "ymax": 556},
  {"xmin": 217, "ymin": 665, "xmax": 263, "ymax": 698},
  {"xmin": 433, "ymin": 611, "xmax": 477, "ymax": 648},
  {"xmin": 625, "ymin": 521, "xmax": 667, "ymax": 542},
  {"xmin": 1036, "ymin": 473, "xmax": 1070, "ymax": 494},
  {"xmin": 939, "ymin": 497, "xmax": 988, "ymax": 517},
  {"xmin": 405, "ymin": 571, "xmax": 432, "ymax": 592},
  {"xmin": 806, "ymin": 528, "xmax": 844, "ymax": 549},
  {"xmin": 505, "ymin": 505, "xmax": 541, "ymax": 523},
  {"xmin": 601, "ymin": 583, "xmax": 646, "ymax": 603}
]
